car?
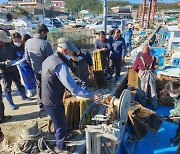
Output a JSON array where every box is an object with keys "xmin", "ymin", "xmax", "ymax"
[
  {"xmin": 86, "ymin": 19, "xmax": 126, "ymax": 34},
  {"xmin": 50, "ymin": 18, "xmax": 62, "ymax": 28},
  {"xmin": 43, "ymin": 18, "xmax": 54, "ymax": 28},
  {"xmin": 75, "ymin": 19, "xmax": 86, "ymax": 28},
  {"xmin": 11, "ymin": 19, "xmax": 29, "ymax": 27}
]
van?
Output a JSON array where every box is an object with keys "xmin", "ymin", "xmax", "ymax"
[{"xmin": 87, "ymin": 19, "xmax": 126, "ymax": 33}]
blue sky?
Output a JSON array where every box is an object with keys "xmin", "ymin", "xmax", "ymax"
[{"xmin": 0, "ymin": 0, "xmax": 177, "ymax": 4}]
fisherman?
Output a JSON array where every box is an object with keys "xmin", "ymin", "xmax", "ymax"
[
  {"xmin": 109, "ymin": 29, "xmax": 126, "ymax": 82},
  {"xmin": 12, "ymin": 32, "xmax": 36, "ymax": 98},
  {"xmin": 0, "ymin": 30, "xmax": 30, "ymax": 110},
  {"xmin": 66, "ymin": 44, "xmax": 94, "ymax": 89},
  {"xmin": 95, "ymin": 31, "xmax": 111, "ymax": 78},
  {"xmin": 123, "ymin": 23, "xmax": 133, "ymax": 56},
  {"xmin": 41, "ymin": 38, "xmax": 100, "ymax": 153},
  {"xmin": 25, "ymin": 24, "xmax": 53, "ymax": 111},
  {"xmin": 132, "ymin": 45, "xmax": 158, "ymax": 110}
]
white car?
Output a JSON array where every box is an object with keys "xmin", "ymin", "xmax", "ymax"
[
  {"xmin": 75, "ymin": 19, "xmax": 86, "ymax": 28},
  {"xmin": 11, "ymin": 19, "xmax": 29, "ymax": 27},
  {"xmin": 87, "ymin": 19, "xmax": 126, "ymax": 33}
]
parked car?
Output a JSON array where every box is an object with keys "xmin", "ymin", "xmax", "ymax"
[
  {"xmin": 50, "ymin": 18, "xmax": 62, "ymax": 28},
  {"xmin": 86, "ymin": 19, "xmax": 126, "ymax": 33},
  {"xmin": 75, "ymin": 19, "xmax": 86, "ymax": 28},
  {"xmin": 43, "ymin": 18, "xmax": 54, "ymax": 28},
  {"xmin": 69, "ymin": 19, "xmax": 86, "ymax": 28},
  {"xmin": 11, "ymin": 19, "xmax": 29, "ymax": 27}
]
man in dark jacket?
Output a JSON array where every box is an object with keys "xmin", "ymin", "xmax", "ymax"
[
  {"xmin": 109, "ymin": 29, "xmax": 126, "ymax": 81},
  {"xmin": 25, "ymin": 24, "xmax": 53, "ymax": 111},
  {"xmin": 42, "ymin": 37, "xmax": 99, "ymax": 153},
  {"xmin": 0, "ymin": 30, "xmax": 30, "ymax": 110}
]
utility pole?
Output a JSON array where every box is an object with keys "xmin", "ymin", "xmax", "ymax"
[{"xmin": 103, "ymin": 0, "xmax": 107, "ymax": 33}]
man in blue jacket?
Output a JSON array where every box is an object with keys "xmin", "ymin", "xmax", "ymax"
[
  {"xmin": 123, "ymin": 23, "xmax": 133, "ymax": 56},
  {"xmin": 109, "ymin": 29, "xmax": 126, "ymax": 81}
]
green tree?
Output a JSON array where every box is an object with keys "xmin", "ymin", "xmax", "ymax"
[{"xmin": 65, "ymin": 0, "xmax": 102, "ymax": 14}]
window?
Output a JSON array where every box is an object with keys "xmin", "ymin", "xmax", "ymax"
[
  {"xmin": 96, "ymin": 21, "xmax": 102, "ymax": 25},
  {"xmin": 113, "ymin": 21, "xmax": 121, "ymax": 26},
  {"xmin": 107, "ymin": 20, "xmax": 113, "ymax": 25}
]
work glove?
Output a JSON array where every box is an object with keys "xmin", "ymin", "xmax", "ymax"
[{"xmin": 5, "ymin": 60, "xmax": 13, "ymax": 67}]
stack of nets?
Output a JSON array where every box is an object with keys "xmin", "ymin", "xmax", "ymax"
[
  {"xmin": 64, "ymin": 97, "xmax": 91, "ymax": 130},
  {"xmin": 93, "ymin": 49, "xmax": 108, "ymax": 71}
]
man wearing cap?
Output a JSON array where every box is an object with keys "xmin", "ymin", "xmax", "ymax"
[
  {"xmin": 0, "ymin": 30, "xmax": 30, "ymax": 110},
  {"xmin": 25, "ymin": 24, "xmax": 53, "ymax": 111},
  {"xmin": 42, "ymin": 37, "xmax": 100, "ymax": 153}
]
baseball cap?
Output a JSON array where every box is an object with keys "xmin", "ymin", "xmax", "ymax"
[{"xmin": 57, "ymin": 38, "xmax": 80, "ymax": 54}]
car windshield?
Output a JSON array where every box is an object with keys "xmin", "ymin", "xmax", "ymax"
[{"xmin": 107, "ymin": 20, "xmax": 121, "ymax": 26}]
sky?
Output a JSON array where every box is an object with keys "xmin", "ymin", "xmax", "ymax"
[{"xmin": 0, "ymin": 0, "xmax": 177, "ymax": 4}]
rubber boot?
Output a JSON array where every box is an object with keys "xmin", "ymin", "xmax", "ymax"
[
  {"xmin": 19, "ymin": 87, "xmax": 32, "ymax": 101},
  {"xmin": 4, "ymin": 94, "xmax": 17, "ymax": 110},
  {"xmin": 151, "ymin": 97, "xmax": 158, "ymax": 110}
]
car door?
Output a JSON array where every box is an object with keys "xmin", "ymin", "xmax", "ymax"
[
  {"xmin": 95, "ymin": 20, "xmax": 103, "ymax": 33},
  {"xmin": 107, "ymin": 20, "xmax": 113, "ymax": 33}
]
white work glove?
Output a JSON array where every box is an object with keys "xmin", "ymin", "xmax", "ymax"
[{"xmin": 5, "ymin": 60, "xmax": 13, "ymax": 67}]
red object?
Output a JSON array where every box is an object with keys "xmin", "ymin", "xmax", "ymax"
[
  {"xmin": 141, "ymin": 0, "xmax": 157, "ymax": 28},
  {"xmin": 132, "ymin": 52, "xmax": 156, "ymax": 72},
  {"xmin": 141, "ymin": 0, "xmax": 147, "ymax": 27},
  {"xmin": 151, "ymin": 0, "xmax": 157, "ymax": 24}
]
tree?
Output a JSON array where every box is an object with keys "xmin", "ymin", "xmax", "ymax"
[{"xmin": 65, "ymin": 0, "xmax": 102, "ymax": 14}]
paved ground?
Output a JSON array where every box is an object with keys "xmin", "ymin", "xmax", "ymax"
[{"xmin": 0, "ymin": 84, "xmax": 49, "ymax": 151}]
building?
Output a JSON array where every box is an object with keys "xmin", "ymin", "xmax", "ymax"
[
  {"xmin": 51, "ymin": 1, "xmax": 66, "ymax": 8},
  {"xmin": 111, "ymin": 6, "xmax": 134, "ymax": 19}
]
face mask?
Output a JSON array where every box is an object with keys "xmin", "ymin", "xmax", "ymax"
[
  {"xmin": 0, "ymin": 41, "xmax": 4, "ymax": 46},
  {"xmin": 14, "ymin": 42, "xmax": 21, "ymax": 47}
]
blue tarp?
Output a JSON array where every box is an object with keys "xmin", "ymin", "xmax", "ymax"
[
  {"xmin": 16, "ymin": 51, "xmax": 36, "ymax": 91},
  {"xmin": 118, "ymin": 106, "xmax": 178, "ymax": 154},
  {"xmin": 151, "ymin": 47, "xmax": 166, "ymax": 67}
]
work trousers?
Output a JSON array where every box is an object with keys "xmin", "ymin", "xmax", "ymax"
[
  {"xmin": 0, "ymin": 83, "xmax": 4, "ymax": 120},
  {"xmin": 35, "ymin": 73, "xmax": 43, "ymax": 109},
  {"xmin": 2, "ymin": 69, "xmax": 25, "ymax": 95},
  {"xmin": 138, "ymin": 70, "xmax": 157, "ymax": 108},
  {"xmin": 110, "ymin": 58, "xmax": 122, "ymax": 77},
  {"xmin": 44, "ymin": 105, "xmax": 67, "ymax": 150}
]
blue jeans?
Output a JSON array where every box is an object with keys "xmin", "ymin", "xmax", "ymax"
[{"xmin": 44, "ymin": 105, "xmax": 67, "ymax": 150}]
